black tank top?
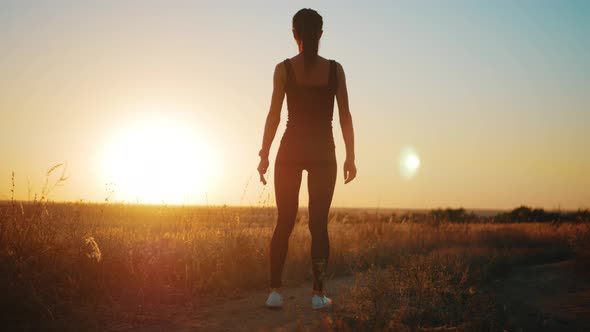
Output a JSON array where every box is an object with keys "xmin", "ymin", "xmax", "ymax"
[{"xmin": 277, "ymin": 58, "xmax": 338, "ymax": 163}]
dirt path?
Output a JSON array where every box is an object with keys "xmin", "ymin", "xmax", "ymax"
[
  {"xmin": 106, "ymin": 277, "xmax": 354, "ymax": 332},
  {"xmin": 104, "ymin": 260, "xmax": 590, "ymax": 331},
  {"xmin": 496, "ymin": 259, "xmax": 590, "ymax": 331}
]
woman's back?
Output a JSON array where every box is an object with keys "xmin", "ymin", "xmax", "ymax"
[
  {"xmin": 286, "ymin": 55, "xmax": 332, "ymax": 86},
  {"xmin": 279, "ymin": 55, "xmax": 338, "ymax": 162}
]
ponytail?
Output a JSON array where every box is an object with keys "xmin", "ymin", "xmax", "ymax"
[{"xmin": 293, "ymin": 9, "xmax": 323, "ymax": 71}]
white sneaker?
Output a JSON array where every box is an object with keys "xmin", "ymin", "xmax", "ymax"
[
  {"xmin": 265, "ymin": 291, "xmax": 283, "ymax": 308},
  {"xmin": 312, "ymin": 294, "xmax": 332, "ymax": 310}
]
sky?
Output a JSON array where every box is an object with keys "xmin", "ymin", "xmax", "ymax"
[{"xmin": 1, "ymin": 0, "xmax": 589, "ymax": 210}]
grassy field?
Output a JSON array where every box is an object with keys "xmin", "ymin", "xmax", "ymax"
[{"xmin": 1, "ymin": 199, "xmax": 589, "ymax": 331}]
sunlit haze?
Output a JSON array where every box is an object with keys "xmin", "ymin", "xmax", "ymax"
[{"xmin": 1, "ymin": 1, "xmax": 589, "ymax": 209}]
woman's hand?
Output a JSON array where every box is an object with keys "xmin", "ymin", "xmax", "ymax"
[
  {"xmin": 343, "ymin": 158, "xmax": 357, "ymax": 184},
  {"xmin": 257, "ymin": 156, "xmax": 270, "ymax": 185}
]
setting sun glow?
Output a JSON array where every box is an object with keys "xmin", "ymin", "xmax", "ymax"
[{"xmin": 101, "ymin": 112, "xmax": 216, "ymax": 204}]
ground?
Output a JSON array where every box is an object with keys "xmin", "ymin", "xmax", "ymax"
[
  {"xmin": 101, "ymin": 259, "xmax": 590, "ymax": 332},
  {"xmin": 496, "ymin": 259, "xmax": 590, "ymax": 332},
  {"xmin": 104, "ymin": 278, "xmax": 353, "ymax": 332}
]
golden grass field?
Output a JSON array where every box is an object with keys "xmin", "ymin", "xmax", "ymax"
[{"xmin": 2, "ymin": 195, "xmax": 589, "ymax": 331}]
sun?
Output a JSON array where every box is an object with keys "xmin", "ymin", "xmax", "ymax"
[
  {"xmin": 400, "ymin": 146, "xmax": 421, "ymax": 180},
  {"xmin": 101, "ymin": 112, "xmax": 217, "ymax": 204}
]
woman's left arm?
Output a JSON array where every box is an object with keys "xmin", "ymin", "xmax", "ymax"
[{"xmin": 335, "ymin": 62, "xmax": 357, "ymax": 184}]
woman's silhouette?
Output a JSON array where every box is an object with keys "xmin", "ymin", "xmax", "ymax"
[{"xmin": 257, "ymin": 8, "xmax": 357, "ymax": 309}]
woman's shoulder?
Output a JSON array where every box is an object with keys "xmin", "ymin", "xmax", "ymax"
[
  {"xmin": 322, "ymin": 58, "xmax": 344, "ymax": 73},
  {"xmin": 272, "ymin": 61, "xmax": 288, "ymax": 83},
  {"xmin": 318, "ymin": 59, "xmax": 343, "ymax": 79},
  {"xmin": 329, "ymin": 58, "xmax": 343, "ymax": 68},
  {"xmin": 275, "ymin": 59, "xmax": 287, "ymax": 69}
]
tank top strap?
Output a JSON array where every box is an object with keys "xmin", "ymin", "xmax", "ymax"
[
  {"xmin": 329, "ymin": 60, "xmax": 337, "ymax": 92},
  {"xmin": 283, "ymin": 59, "xmax": 294, "ymax": 87}
]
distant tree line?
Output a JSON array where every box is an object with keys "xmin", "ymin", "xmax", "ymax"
[
  {"xmin": 492, "ymin": 205, "xmax": 590, "ymax": 223},
  {"xmin": 430, "ymin": 208, "xmax": 477, "ymax": 223},
  {"xmin": 430, "ymin": 206, "xmax": 590, "ymax": 223}
]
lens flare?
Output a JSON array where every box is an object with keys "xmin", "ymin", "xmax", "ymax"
[{"xmin": 400, "ymin": 146, "xmax": 421, "ymax": 180}]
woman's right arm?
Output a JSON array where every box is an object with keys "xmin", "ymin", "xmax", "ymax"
[
  {"xmin": 335, "ymin": 62, "xmax": 357, "ymax": 184},
  {"xmin": 258, "ymin": 63, "xmax": 286, "ymax": 184}
]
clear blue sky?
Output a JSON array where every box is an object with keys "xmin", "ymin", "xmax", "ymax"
[{"xmin": 1, "ymin": 1, "xmax": 589, "ymax": 209}]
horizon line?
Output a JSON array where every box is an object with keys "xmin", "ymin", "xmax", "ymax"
[{"xmin": 0, "ymin": 199, "xmax": 587, "ymax": 213}]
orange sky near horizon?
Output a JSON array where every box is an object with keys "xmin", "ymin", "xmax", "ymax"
[{"xmin": 1, "ymin": 1, "xmax": 589, "ymax": 210}]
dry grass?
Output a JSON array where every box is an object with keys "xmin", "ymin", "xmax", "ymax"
[
  {"xmin": 328, "ymin": 222, "xmax": 576, "ymax": 331},
  {"xmin": 570, "ymin": 222, "xmax": 590, "ymax": 269},
  {"xmin": 0, "ymin": 196, "xmax": 586, "ymax": 330}
]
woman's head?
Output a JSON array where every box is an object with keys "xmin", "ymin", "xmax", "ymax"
[{"xmin": 292, "ymin": 8, "xmax": 323, "ymax": 70}]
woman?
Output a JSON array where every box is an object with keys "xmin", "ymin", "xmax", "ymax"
[{"xmin": 257, "ymin": 8, "xmax": 356, "ymax": 310}]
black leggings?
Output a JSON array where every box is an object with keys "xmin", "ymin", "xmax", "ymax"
[{"xmin": 270, "ymin": 158, "xmax": 337, "ymax": 292}]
